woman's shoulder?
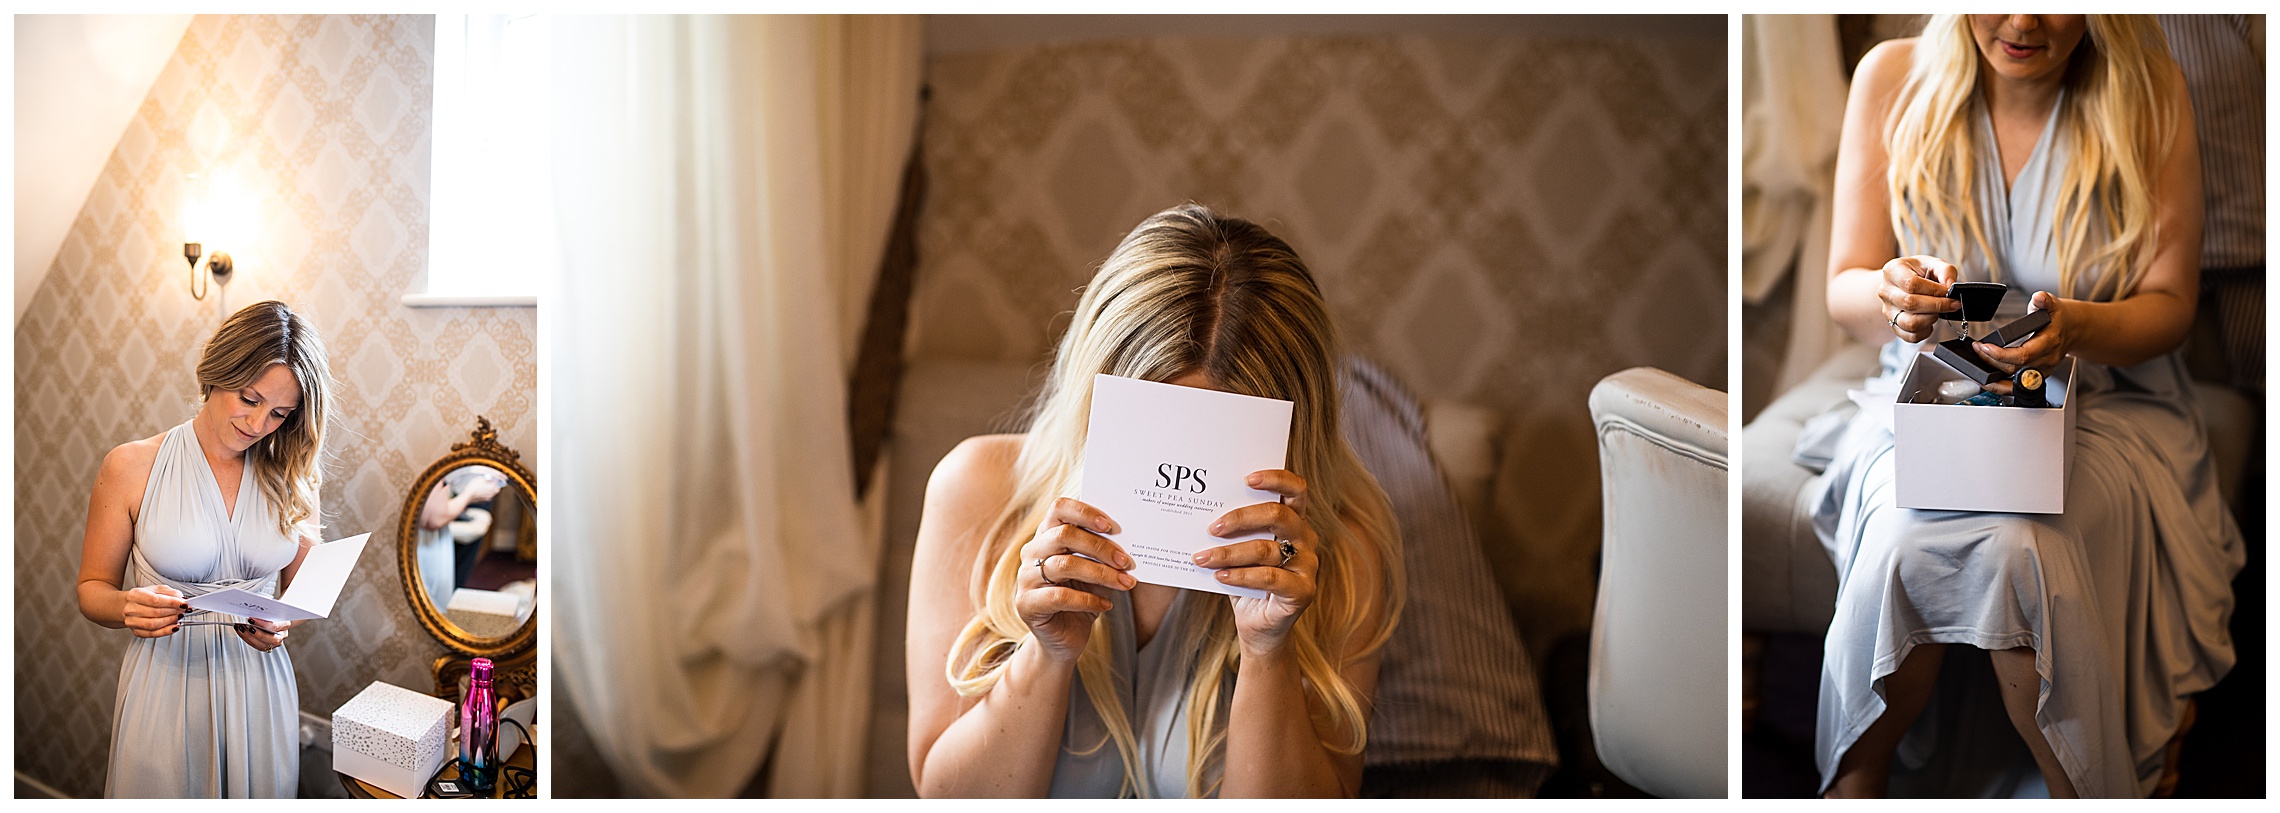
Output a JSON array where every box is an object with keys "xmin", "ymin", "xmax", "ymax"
[
  {"xmin": 920, "ymin": 434, "xmax": 1025, "ymax": 542},
  {"xmin": 1856, "ymin": 38, "xmax": 1918, "ymax": 91},
  {"xmin": 92, "ymin": 432, "xmax": 167, "ymax": 505},
  {"xmin": 100, "ymin": 433, "xmax": 166, "ymax": 479},
  {"xmin": 931, "ymin": 434, "xmax": 1022, "ymax": 490}
]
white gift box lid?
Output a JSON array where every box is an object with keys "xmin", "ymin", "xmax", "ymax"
[
  {"xmin": 447, "ymin": 586, "xmax": 520, "ymax": 617},
  {"xmin": 332, "ymin": 680, "xmax": 453, "ymax": 772},
  {"xmin": 446, "ymin": 587, "xmax": 526, "ymax": 638}
]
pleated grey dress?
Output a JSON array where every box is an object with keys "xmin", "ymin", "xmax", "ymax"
[
  {"xmin": 1801, "ymin": 93, "xmax": 2245, "ymax": 797},
  {"xmin": 107, "ymin": 421, "xmax": 302, "ymax": 798}
]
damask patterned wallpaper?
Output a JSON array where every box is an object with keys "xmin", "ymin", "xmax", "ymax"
[
  {"xmin": 13, "ymin": 15, "xmax": 536, "ymax": 798},
  {"xmin": 909, "ymin": 34, "xmax": 1726, "ymax": 657}
]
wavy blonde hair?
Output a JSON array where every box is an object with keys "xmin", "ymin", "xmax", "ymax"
[
  {"xmin": 944, "ymin": 204, "xmax": 1405, "ymax": 797},
  {"xmin": 197, "ymin": 300, "xmax": 332, "ymax": 540},
  {"xmin": 1885, "ymin": 14, "xmax": 2179, "ymax": 301}
]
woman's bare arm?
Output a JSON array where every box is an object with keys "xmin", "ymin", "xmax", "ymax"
[
  {"xmin": 906, "ymin": 436, "xmax": 1077, "ymax": 797},
  {"xmin": 1221, "ymin": 517, "xmax": 1387, "ymax": 797},
  {"xmin": 419, "ymin": 481, "xmax": 484, "ymax": 531},
  {"xmin": 1827, "ymin": 39, "xmax": 1930, "ymax": 346},
  {"xmin": 76, "ymin": 438, "xmax": 186, "ymax": 634}
]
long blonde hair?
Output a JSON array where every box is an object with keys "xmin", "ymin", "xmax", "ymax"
[
  {"xmin": 944, "ymin": 204, "xmax": 1405, "ymax": 796},
  {"xmin": 197, "ymin": 300, "xmax": 332, "ymax": 540},
  {"xmin": 1885, "ymin": 14, "xmax": 2178, "ymax": 301}
]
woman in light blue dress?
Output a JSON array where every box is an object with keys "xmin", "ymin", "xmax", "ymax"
[
  {"xmin": 904, "ymin": 205, "xmax": 1405, "ymax": 797},
  {"xmin": 75, "ymin": 301, "xmax": 334, "ymax": 798},
  {"xmin": 1804, "ymin": 15, "xmax": 2243, "ymax": 798}
]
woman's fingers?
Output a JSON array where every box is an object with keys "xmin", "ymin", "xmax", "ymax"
[
  {"xmin": 1891, "ymin": 255, "xmax": 1960, "ymax": 287},
  {"xmin": 1207, "ymin": 501, "xmax": 1309, "ymax": 545},
  {"xmin": 129, "ymin": 585, "xmax": 188, "ymax": 611},
  {"xmin": 1241, "ymin": 470, "xmax": 1310, "ymax": 513},
  {"xmin": 1881, "ymin": 257, "xmax": 1961, "ymax": 333},
  {"xmin": 1893, "ymin": 313, "xmax": 1939, "ymax": 342},
  {"xmin": 1194, "ymin": 534, "xmax": 1317, "ymax": 578},
  {"xmin": 235, "ymin": 624, "xmax": 286, "ymax": 652},
  {"xmin": 1883, "ymin": 289, "xmax": 1961, "ymax": 317},
  {"xmin": 1214, "ymin": 565, "xmax": 1315, "ymax": 601},
  {"xmin": 1015, "ymin": 583, "xmax": 1112, "ymax": 620},
  {"xmin": 1976, "ymin": 333, "xmax": 2059, "ymax": 374},
  {"xmin": 1919, "ymin": 256, "xmax": 1962, "ymax": 287},
  {"xmin": 1033, "ymin": 552, "xmax": 1135, "ymax": 591},
  {"xmin": 1021, "ymin": 521, "xmax": 1133, "ymax": 572},
  {"xmin": 123, "ymin": 586, "xmax": 186, "ymax": 635},
  {"xmin": 1039, "ymin": 496, "xmax": 1119, "ymax": 537},
  {"xmin": 1878, "ymin": 258, "xmax": 1961, "ymax": 343},
  {"xmin": 1195, "ymin": 537, "xmax": 1281, "ymax": 569}
]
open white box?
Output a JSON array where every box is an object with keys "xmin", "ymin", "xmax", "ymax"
[{"xmin": 1892, "ymin": 351, "xmax": 2076, "ymax": 514}]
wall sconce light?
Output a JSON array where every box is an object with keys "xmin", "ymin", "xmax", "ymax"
[
  {"xmin": 181, "ymin": 171, "xmax": 248, "ymax": 301},
  {"xmin": 182, "ymin": 243, "xmax": 233, "ymax": 300}
]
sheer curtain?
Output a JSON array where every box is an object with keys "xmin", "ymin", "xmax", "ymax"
[
  {"xmin": 548, "ymin": 15, "xmax": 920, "ymax": 798},
  {"xmin": 1742, "ymin": 14, "xmax": 1857, "ymax": 390}
]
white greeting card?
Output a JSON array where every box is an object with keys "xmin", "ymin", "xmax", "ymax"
[
  {"xmin": 184, "ymin": 532, "xmax": 371, "ymax": 622},
  {"xmin": 1078, "ymin": 374, "xmax": 1292, "ymax": 599}
]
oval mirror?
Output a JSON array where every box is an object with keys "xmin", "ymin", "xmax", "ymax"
[{"xmin": 397, "ymin": 417, "xmax": 536, "ymax": 661}]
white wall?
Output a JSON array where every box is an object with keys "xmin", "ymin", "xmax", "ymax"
[{"xmin": 14, "ymin": 14, "xmax": 193, "ymax": 326}]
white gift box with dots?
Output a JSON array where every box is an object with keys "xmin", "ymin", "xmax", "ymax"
[{"xmin": 333, "ymin": 680, "xmax": 455, "ymax": 798}]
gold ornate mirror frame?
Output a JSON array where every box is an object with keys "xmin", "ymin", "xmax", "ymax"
[{"xmin": 397, "ymin": 416, "xmax": 537, "ymax": 665}]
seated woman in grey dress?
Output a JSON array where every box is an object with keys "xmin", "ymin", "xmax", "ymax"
[
  {"xmin": 904, "ymin": 205, "xmax": 1405, "ymax": 797},
  {"xmin": 1811, "ymin": 14, "xmax": 2242, "ymax": 798},
  {"xmin": 75, "ymin": 301, "xmax": 334, "ymax": 798}
]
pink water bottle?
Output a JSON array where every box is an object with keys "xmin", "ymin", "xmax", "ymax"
[{"xmin": 459, "ymin": 657, "xmax": 499, "ymax": 792}]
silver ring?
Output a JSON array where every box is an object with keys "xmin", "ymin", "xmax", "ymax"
[
  {"xmin": 1035, "ymin": 557, "xmax": 1057, "ymax": 586},
  {"xmin": 1278, "ymin": 539, "xmax": 1297, "ymax": 568},
  {"xmin": 1889, "ymin": 309, "xmax": 1904, "ymax": 327}
]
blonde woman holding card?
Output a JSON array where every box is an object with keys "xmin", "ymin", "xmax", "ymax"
[
  {"xmin": 905, "ymin": 204, "xmax": 1405, "ymax": 797},
  {"xmin": 1808, "ymin": 15, "xmax": 2242, "ymax": 798},
  {"xmin": 75, "ymin": 300, "xmax": 333, "ymax": 798}
]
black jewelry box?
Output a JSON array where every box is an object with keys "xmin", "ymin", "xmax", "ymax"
[{"xmin": 1927, "ymin": 310, "xmax": 2054, "ymax": 385}]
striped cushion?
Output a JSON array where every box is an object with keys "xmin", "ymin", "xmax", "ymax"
[{"xmin": 1345, "ymin": 358, "xmax": 1560, "ymax": 791}]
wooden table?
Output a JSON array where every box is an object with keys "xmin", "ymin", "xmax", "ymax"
[{"xmin": 338, "ymin": 739, "xmax": 534, "ymax": 799}]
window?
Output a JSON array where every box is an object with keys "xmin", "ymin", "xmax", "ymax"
[{"xmin": 409, "ymin": 14, "xmax": 550, "ymax": 307}]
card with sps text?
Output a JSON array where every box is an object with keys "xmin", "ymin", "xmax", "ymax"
[{"xmin": 1077, "ymin": 374, "xmax": 1291, "ymax": 599}]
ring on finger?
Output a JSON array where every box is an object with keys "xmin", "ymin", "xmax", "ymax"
[
  {"xmin": 1278, "ymin": 539, "xmax": 1297, "ymax": 568},
  {"xmin": 1888, "ymin": 308, "xmax": 1904, "ymax": 328},
  {"xmin": 1034, "ymin": 556, "xmax": 1058, "ymax": 587}
]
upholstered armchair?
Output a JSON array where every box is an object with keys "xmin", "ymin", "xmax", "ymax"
[{"xmin": 1585, "ymin": 367, "xmax": 1729, "ymax": 799}]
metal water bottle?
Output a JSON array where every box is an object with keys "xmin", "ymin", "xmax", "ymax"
[{"xmin": 459, "ymin": 657, "xmax": 499, "ymax": 792}]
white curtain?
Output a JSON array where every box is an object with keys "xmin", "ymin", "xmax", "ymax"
[
  {"xmin": 1742, "ymin": 14, "xmax": 1858, "ymax": 391},
  {"xmin": 548, "ymin": 15, "xmax": 921, "ymax": 798}
]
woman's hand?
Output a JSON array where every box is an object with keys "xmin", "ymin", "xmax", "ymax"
[
  {"xmin": 1197, "ymin": 470, "xmax": 1320, "ymax": 658},
  {"xmin": 1974, "ymin": 291, "xmax": 2072, "ymax": 377},
  {"xmin": 236, "ymin": 618, "xmax": 293, "ymax": 652},
  {"xmin": 1015, "ymin": 497, "xmax": 1134, "ymax": 664},
  {"xmin": 463, "ymin": 476, "xmax": 504, "ymax": 504},
  {"xmin": 1877, "ymin": 255, "xmax": 1963, "ymax": 342},
  {"xmin": 121, "ymin": 585, "xmax": 187, "ymax": 637}
]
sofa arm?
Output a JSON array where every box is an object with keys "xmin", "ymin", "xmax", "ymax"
[{"xmin": 1585, "ymin": 368, "xmax": 1727, "ymax": 798}]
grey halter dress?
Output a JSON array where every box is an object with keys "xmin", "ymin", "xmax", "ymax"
[
  {"xmin": 106, "ymin": 421, "xmax": 302, "ymax": 798},
  {"xmin": 1799, "ymin": 92, "xmax": 2244, "ymax": 797},
  {"xmin": 1047, "ymin": 588, "xmax": 1229, "ymax": 798}
]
